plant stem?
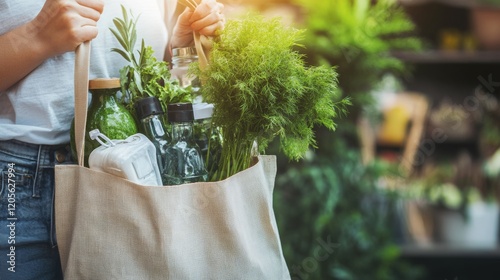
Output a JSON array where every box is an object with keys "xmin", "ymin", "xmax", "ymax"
[{"xmin": 213, "ymin": 136, "xmax": 254, "ymax": 181}]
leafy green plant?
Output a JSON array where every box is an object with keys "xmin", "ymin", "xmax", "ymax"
[
  {"xmin": 195, "ymin": 14, "xmax": 350, "ymax": 181},
  {"xmin": 110, "ymin": 6, "xmax": 191, "ymax": 113},
  {"xmin": 273, "ymin": 140, "xmax": 425, "ymax": 280},
  {"xmin": 293, "ymin": 0, "xmax": 422, "ymax": 114}
]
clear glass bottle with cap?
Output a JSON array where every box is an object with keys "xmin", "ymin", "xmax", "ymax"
[
  {"xmin": 134, "ymin": 96, "xmax": 170, "ymax": 177},
  {"xmin": 170, "ymin": 47, "xmax": 201, "ymax": 95},
  {"xmin": 163, "ymin": 103, "xmax": 208, "ymax": 185}
]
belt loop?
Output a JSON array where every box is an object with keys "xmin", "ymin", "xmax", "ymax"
[
  {"xmin": 32, "ymin": 145, "xmax": 42, "ymax": 197},
  {"xmin": 50, "ymin": 187, "xmax": 58, "ymax": 248}
]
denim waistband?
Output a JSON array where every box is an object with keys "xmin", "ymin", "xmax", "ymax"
[{"xmin": 0, "ymin": 139, "xmax": 72, "ymax": 165}]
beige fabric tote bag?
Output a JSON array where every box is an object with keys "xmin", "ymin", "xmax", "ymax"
[{"xmin": 55, "ymin": 42, "xmax": 290, "ymax": 279}]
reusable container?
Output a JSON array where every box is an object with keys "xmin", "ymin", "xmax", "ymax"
[{"xmin": 88, "ymin": 129, "xmax": 162, "ymax": 186}]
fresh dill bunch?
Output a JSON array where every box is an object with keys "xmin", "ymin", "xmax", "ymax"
[
  {"xmin": 194, "ymin": 14, "xmax": 350, "ymax": 181},
  {"xmin": 110, "ymin": 5, "xmax": 191, "ymax": 113}
]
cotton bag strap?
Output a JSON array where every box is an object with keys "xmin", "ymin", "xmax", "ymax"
[{"xmin": 74, "ymin": 41, "xmax": 91, "ymax": 167}]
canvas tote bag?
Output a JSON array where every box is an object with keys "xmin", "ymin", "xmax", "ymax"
[{"xmin": 55, "ymin": 42, "xmax": 291, "ymax": 279}]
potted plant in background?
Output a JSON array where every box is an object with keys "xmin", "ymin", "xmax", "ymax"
[
  {"xmin": 471, "ymin": 0, "xmax": 500, "ymax": 50},
  {"xmin": 405, "ymin": 150, "xmax": 500, "ymax": 248},
  {"xmin": 274, "ymin": 140, "xmax": 426, "ymax": 280}
]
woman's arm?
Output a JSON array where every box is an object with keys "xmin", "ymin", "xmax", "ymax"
[{"xmin": 0, "ymin": 0, "xmax": 104, "ymax": 92}]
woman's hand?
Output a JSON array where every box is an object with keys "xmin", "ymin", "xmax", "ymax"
[
  {"xmin": 33, "ymin": 0, "xmax": 105, "ymax": 56},
  {"xmin": 171, "ymin": 0, "xmax": 225, "ymax": 48},
  {"xmin": 0, "ymin": 0, "xmax": 104, "ymax": 91}
]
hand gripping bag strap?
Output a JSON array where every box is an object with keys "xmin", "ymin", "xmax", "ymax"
[{"xmin": 178, "ymin": 0, "xmax": 211, "ymax": 70}]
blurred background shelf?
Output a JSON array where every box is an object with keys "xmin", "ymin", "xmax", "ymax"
[
  {"xmin": 401, "ymin": 243, "xmax": 500, "ymax": 257},
  {"xmin": 392, "ymin": 50, "xmax": 500, "ymax": 63},
  {"xmin": 399, "ymin": 0, "xmax": 481, "ymax": 8},
  {"xmin": 396, "ymin": 2, "xmax": 500, "ymax": 279},
  {"xmin": 401, "ymin": 243, "xmax": 500, "ymax": 280}
]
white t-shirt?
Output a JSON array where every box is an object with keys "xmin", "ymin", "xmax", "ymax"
[{"xmin": 0, "ymin": 0, "xmax": 175, "ymax": 145}]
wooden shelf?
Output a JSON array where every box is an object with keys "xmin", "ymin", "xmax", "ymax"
[
  {"xmin": 401, "ymin": 243, "xmax": 500, "ymax": 257},
  {"xmin": 392, "ymin": 50, "xmax": 500, "ymax": 64},
  {"xmin": 398, "ymin": 0, "xmax": 480, "ymax": 8},
  {"xmin": 402, "ymin": 243, "xmax": 500, "ymax": 279}
]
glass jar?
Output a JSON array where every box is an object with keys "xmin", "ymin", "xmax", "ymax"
[
  {"xmin": 171, "ymin": 47, "xmax": 201, "ymax": 95},
  {"xmin": 163, "ymin": 103, "xmax": 208, "ymax": 185},
  {"xmin": 71, "ymin": 78, "xmax": 138, "ymax": 166}
]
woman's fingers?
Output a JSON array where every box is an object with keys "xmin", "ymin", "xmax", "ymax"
[
  {"xmin": 75, "ymin": 0, "xmax": 104, "ymax": 22},
  {"xmin": 190, "ymin": 8, "xmax": 224, "ymax": 34},
  {"xmin": 34, "ymin": 0, "xmax": 104, "ymax": 55},
  {"xmin": 189, "ymin": 0, "xmax": 221, "ymax": 21},
  {"xmin": 190, "ymin": 0, "xmax": 224, "ymax": 35},
  {"xmin": 171, "ymin": 0, "xmax": 225, "ymax": 47},
  {"xmin": 76, "ymin": 0, "xmax": 104, "ymax": 14}
]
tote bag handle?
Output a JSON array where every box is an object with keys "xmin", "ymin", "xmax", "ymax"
[{"xmin": 73, "ymin": 41, "xmax": 91, "ymax": 167}]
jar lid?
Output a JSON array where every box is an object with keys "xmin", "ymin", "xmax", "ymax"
[
  {"xmin": 89, "ymin": 78, "xmax": 121, "ymax": 89},
  {"xmin": 193, "ymin": 103, "xmax": 214, "ymax": 120},
  {"xmin": 135, "ymin": 97, "xmax": 164, "ymax": 120},
  {"xmin": 167, "ymin": 103, "xmax": 194, "ymax": 123},
  {"xmin": 172, "ymin": 47, "xmax": 198, "ymax": 58}
]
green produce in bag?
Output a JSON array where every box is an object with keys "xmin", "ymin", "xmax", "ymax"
[{"xmin": 71, "ymin": 78, "xmax": 138, "ymax": 166}]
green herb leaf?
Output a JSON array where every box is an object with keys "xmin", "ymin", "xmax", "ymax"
[{"xmin": 109, "ymin": 5, "xmax": 192, "ymax": 114}]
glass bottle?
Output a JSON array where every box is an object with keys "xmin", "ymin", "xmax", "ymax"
[
  {"xmin": 71, "ymin": 78, "xmax": 138, "ymax": 166},
  {"xmin": 171, "ymin": 47, "xmax": 201, "ymax": 95},
  {"xmin": 134, "ymin": 96, "xmax": 170, "ymax": 178},
  {"xmin": 193, "ymin": 103, "xmax": 222, "ymax": 177},
  {"xmin": 163, "ymin": 103, "xmax": 208, "ymax": 185}
]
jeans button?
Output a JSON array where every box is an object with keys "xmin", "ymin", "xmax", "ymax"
[{"xmin": 55, "ymin": 151, "xmax": 66, "ymax": 163}]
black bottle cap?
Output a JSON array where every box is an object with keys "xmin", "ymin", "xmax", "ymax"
[
  {"xmin": 135, "ymin": 97, "xmax": 164, "ymax": 120},
  {"xmin": 167, "ymin": 103, "xmax": 194, "ymax": 123}
]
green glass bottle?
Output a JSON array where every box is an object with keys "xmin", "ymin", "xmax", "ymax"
[{"xmin": 71, "ymin": 78, "xmax": 138, "ymax": 166}]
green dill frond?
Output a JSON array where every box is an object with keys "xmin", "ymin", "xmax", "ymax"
[{"xmin": 194, "ymin": 14, "xmax": 349, "ymax": 180}]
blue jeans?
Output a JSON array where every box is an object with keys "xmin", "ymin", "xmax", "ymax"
[{"xmin": 0, "ymin": 140, "xmax": 72, "ymax": 279}]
